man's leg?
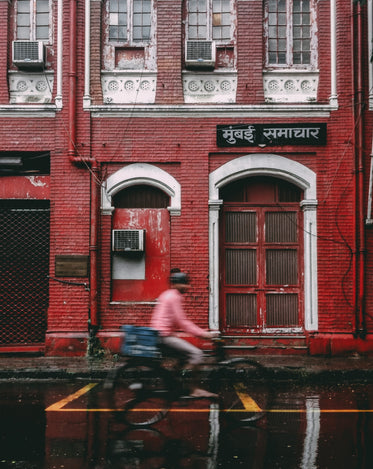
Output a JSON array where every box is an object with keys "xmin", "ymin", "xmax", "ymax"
[{"xmin": 161, "ymin": 336, "xmax": 217, "ymax": 398}]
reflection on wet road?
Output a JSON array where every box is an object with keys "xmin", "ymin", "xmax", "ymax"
[{"xmin": 1, "ymin": 381, "xmax": 373, "ymax": 468}]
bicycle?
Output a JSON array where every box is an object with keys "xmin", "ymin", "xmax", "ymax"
[{"xmin": 104, "ymin": 326, "xmax": 271, "ymax": 428}]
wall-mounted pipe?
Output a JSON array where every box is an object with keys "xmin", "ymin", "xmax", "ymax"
[
  {"xmin": 353, "ymin": 1, "xmax": 366, "ymax": 338},
  {"xmin": 68, "ymin": 0, "xmax": 77, "ymax": 161}
]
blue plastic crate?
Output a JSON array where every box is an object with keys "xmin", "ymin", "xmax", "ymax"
[{"xmin": 120, "ymin": 325, "xmax": 160, "ymax": 358}]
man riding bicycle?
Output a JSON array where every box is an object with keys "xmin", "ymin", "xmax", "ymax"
[{"xmin": 150, "ymin": 271, "xmax": 218, "ymax": 398}]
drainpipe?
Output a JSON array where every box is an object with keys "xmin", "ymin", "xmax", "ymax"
[
  {"xmin": 89, "ymin": 161, "xmax": 99, "ymax": 332},
  {"xmin": 67, "ymin": 0, "xmax": 99, "ymax": 351},
  {"xmin": 68, "ymin": 0, "xmax": 77, "ymax": 162},
  {"xmin": 353, "ymin": 1, "xmax": 366, "ymax": 338}
]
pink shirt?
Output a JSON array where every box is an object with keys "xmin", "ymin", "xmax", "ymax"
[{"xmin": 151, "ymin": 288, "xmax": 208, "ymax": 338}]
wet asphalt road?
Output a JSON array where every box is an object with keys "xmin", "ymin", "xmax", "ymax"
[{"xmin": 1, "ymin": 379, "xmax": 373, "ymax": 468}]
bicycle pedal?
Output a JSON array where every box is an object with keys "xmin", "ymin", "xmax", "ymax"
[
  {"xmin": 129, "ymin": 382, "xmax": 143, "ymax": 391},
  {"xmin": 103, "ymin": 381, "xmax": 113, "ymax": 390}
]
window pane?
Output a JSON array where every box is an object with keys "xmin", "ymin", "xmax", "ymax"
[
  {"xmin": 278, "ymin": 38, "xmax": 286, "ymax": 50},
  {"xmin": 278, "ymin": 26, "xmax": 286, "ymax": 38},
  {"xmin": 17, "ymin": 26, "xmax": 30, "ymax": 39},
  {"xmin": 293, "ymin": 39, "xmax": 301, "ymax": 52},
  {"xmin": 17, "ymin": 13, "xmax": 30, "ymax": 26},
  {"xmin": 268, "ymin": 13, "xmax": 277, "ymax": 26},
  {"xmin": 293, "ymin": 52, "xmax": 301, "ymax": 64},
  {"xmin": 302, "ymin": 52, "xmax": 310, "ymax": 63},
  {"xmin": 293, "ymin": 0, "xmax": 301, "ymax": 13},
  {"xmin": 110, "ymin": 0, "xmax": 118, "ymax": 11},
  {"xmin": 118, "ymin": 13, "xmax": 126, "ymax": 24},
  {"xmin": 189, "ymin": 12, "xmax": 198, "ymax": 24},
  {"xmin": 293, "ymin": 13, "xmax": 301, "ymax": 25},
  {"xmin": 133, "ymin": 26, "xmax": 142, "ymax": 40},
  {"xmin": 293, "ymin": 27, "xmax": 301, "ymax": 39},
  {"xmin": 189, "ymin": 26, "xmax": 198, "ymax": 38},
  {"xmin": 36, "ymin": 13, "xmax": 49, "ymax": 26},
  {"xmin": 36, "ymin": 25, "xmax": 49, "ymax": 40},
  {"xmin": 278, "ymin": 13, "xmax": 286, "ymax": 25},
  {"xmin": 18, "ymin": 0, "xmax": 30, "ymax": 13},
  {"xmin": 37, "ymin": 0, "xmax": 49, "ymax": 12}
]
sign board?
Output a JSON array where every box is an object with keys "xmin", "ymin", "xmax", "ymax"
[
  {"xmin": 55, "ymin": 255, "xmax": 89, "ymax": 277},
  {"xmin": 217, "ymin": 123, "xmax": 327, "ymax": 147}
]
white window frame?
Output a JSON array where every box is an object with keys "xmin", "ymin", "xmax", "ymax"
[
  {"xmin": 264, "ymin": 0, "xmax": 318, "ymax": 71},
  {"xmin": 15, "ymin": 0, "xmax": 51, "ymax": 43},
  {"xmin": 185, "ymin": 0, "xmax": 235, "ymax": 45},
  {"xmin": 108, "ymin": 0, "xmax": 153, "ymax": 46}
]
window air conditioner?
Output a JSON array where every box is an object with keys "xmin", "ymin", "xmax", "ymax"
[
  {"xmin": 12, "ymin": 41, "xmax": 45, "ymax": 69},
  {"xmin": 112, "ymin": 229, "xmax": 145, "ymax": 252},
  {"xmin": 185, "ymin": 40, "xmax": 216, "ymax": 69}
]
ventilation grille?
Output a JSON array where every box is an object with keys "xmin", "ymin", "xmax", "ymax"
[
  {"xmin": 185, "ymin": 41, "xmax": 215, "ymax": 68},
  {"xmin": 112, "ymin": 229, "xmax": 145, "ymax": 252},
  {"xmin": 12, "ymin": 41, "xmax": 45, "ymax": 68}
]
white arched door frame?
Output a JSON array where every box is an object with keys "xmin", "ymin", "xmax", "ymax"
[
  {"xmin": 209, "ymin": 154, "xmax": 318, "ymax": 332},
  {"xmin": 101, "ymin": 163, "xmax": 181, "ymax": 216}
]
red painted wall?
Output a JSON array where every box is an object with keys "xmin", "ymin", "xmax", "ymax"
[{"xmin": 1, "ymin": 0, "xmax": 373, "ymax": 355}]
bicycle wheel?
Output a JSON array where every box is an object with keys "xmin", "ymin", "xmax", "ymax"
[
  {"xmin": 211, "ymin": 358, "xmax": 271, "ymax": 425},
  {"xmin": 109, "ymin": 359, "xmax": 173, "ymax": 427}
]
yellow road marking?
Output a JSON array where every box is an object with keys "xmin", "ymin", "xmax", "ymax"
[
  {"xmin": 45, "ymin": 383, "xmax": 373, "ymax": 414},
  {"xmin": 234, "ymin": 383, "xmax": 262, "ymax": 412},
  {"xmin": 45, "ymin": 383, "xmax": 98, "ymax": 411}
]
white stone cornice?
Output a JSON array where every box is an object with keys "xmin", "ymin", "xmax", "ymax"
[
  {"xmin": 90, "ymin": 103, "xmax": 334, "ymax": 118},
  {"xmin": 0, "ymin": 105, "xmax": 56, "ymax": 117}
]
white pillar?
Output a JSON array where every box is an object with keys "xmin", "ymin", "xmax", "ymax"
[
  {"xmin": 55, "ymin": 0, "xmax": 63, "ymax": 109},
  {"xmin": 329, "ymin": 0, "xmax": 338, "ymax": 108}
]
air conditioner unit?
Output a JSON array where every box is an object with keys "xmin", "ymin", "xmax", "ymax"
[
  {"xmin": 185, "ymin": 40, "xmax": 216, "ymax": 69},
  {"xmin": 12, "ymin": 40, "xmax": 45, "ymax": 69},
  {"xmin": 112, "ymin": 229, "xmax": 145, "ymax": 252}
]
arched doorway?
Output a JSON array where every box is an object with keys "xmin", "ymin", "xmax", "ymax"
[
  {"xmin": 209, "ymin": 154, "xmax": 318, "ymax": 335},
  {"xmin": 111, "ymin": 184, "xmax": 171, "ymax": 302},
  {"xmin": 220, "ymin": 176, "xmax": 303, "ymax": 333},
  {"xmin": 101, "ymin": 163, "xmax": 181, "ymax": 302}
]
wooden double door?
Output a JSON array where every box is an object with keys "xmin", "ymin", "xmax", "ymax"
[{"xmin": 220, "ymin": 177, "xmax": 303, "ymax": 333}]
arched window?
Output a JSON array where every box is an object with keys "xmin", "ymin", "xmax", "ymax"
[
  {"xmin": 113, "ymin": 184, "xmax": 169, "ymax": 208},
  {"xmin": 220, "ymin": 176, "xmax": 302, "ymax": 203}
]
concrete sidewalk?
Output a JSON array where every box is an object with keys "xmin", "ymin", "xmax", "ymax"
[{"xmin": 0, "ymin": 354, "xmax": 373, "ymax": 381}]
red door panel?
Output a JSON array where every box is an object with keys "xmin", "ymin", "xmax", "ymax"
[{"xmin": 112, "ymin": 208, "xmax": 170, "ymax": 302}]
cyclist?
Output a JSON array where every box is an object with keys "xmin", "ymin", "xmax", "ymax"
[{"xmin": 150, "ymin": 271, "xmax": 218, "ymax": 398}]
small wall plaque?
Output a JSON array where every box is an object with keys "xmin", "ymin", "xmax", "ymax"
[{"xmin": 55, "ymin": 255, "xmax": 89, "ymax": 277}]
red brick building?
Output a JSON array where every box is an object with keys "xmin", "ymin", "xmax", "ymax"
[{"xmin": 0, "ymin": 0, "xmax": 373, "ymax": 356}]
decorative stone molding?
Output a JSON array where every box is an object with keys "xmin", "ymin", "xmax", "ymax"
[
  {"xmin": 263, "ymin": 70, "xmax": 319, "ymax": 103},
  {"xmin": 8, "ymin": 71, "xmax": 54, "ymax": 104},
  {"xmin": 101, "ymin": 71, "xmax": 157, "ymax": 104},
  {"xmin": 183, "ymin": 71, "xmax": 237, "ymax": 103},
  {"xmin": 101, "ymin": 163, "xmax": 181, "ymax": 216}
]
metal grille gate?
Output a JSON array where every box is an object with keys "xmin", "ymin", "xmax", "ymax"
[{"xmin": 0, "ymin": 200, "xmax": 49, "ymax": 346}]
